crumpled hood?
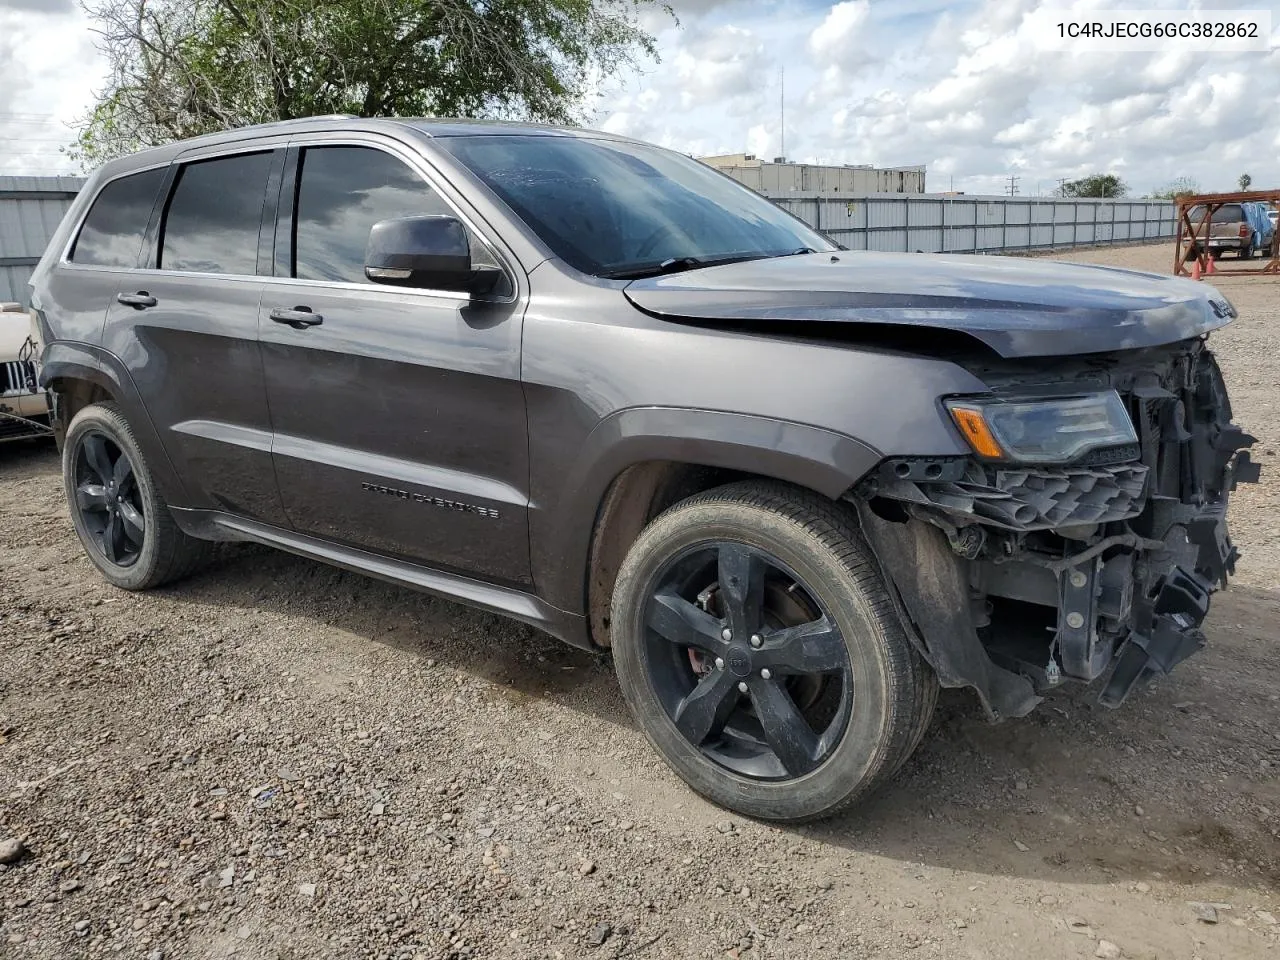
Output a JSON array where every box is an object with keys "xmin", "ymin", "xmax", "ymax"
[{"xmin": 622, "ymin": 251, "xmax": 1235, "ymax": 358}]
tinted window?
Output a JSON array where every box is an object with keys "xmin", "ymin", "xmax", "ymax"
[
  {"xmin": 294, "ymin": 146, "xmax": 452, "ymax": 284},
  {"xmin": 439, "ymin": 135, "xmax": 834, "ymax": 277},
  {"xmin": 70, "ymin": 168, "xmax": 165, "ymax": 268},
  {"xmin": 160, "ymin": 152, "xmax": 273, "ymax": 275},
  {"xmin": 1189, "ymin": 204, "xmax": 1244, "ymax": 223}
]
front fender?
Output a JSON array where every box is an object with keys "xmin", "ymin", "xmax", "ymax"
[{"xmin": 530, "ymin": 405, "xmax": 881, "ymax": 613}]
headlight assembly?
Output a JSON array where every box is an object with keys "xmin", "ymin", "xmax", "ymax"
[{"xmin": 945, "ymin": 390, "xmax": 1137, "ymax": 463}]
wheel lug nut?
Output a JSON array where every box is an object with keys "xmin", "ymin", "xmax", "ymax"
[
  {"xmin": 750, "ymin": 634, "xmax": 762, "ymax": 648},
  {"xmin": 714, "ymin": 657, "xmax": 725, "ymax": 671},
  {"xmin": 721, "ymin": 628, "xmax": 732, "ymax": 642},
  {"xmin": 737, "ymin": 682, "xmax": 748, "ymax": 693},
  {"xmin": 760, "ymin": 668, "xmax": 772, "ymax": 680}
]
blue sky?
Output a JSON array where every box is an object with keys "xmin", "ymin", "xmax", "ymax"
[{"xmin": 2, "ymin": 0, "xmax": 1278, "ymax": 196}]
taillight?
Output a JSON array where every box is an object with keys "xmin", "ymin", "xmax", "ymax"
[{"xmin": 1240, "ymin": 223, "xmax": 1250, "ymax": 238}]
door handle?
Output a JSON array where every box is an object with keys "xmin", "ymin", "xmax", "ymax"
[
  {"xmin": 117, "ymin": 291, "xmax": 157, "ymax": 309},
  {"xmin": 269, "ymin": 307, "xmax": 324, "ymax": 329}
]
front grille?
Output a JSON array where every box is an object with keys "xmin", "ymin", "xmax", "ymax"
[
  {"xmin": 879, "ymin": 461, "xmax": 1149, "ymax": 531},
  {"xmin": 2, "ymin": 360, "xmax": 36, "ymax": 396}
]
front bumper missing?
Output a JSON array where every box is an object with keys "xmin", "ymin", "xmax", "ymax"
[{"xmin": 855, "ymin": 344, "xmax": 1260, "ymax": 717}]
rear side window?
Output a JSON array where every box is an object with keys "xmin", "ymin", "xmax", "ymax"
[
  {"xmin": 160, "ymin": 152, "xmax": 273, "ymax": 275},
  {"xmin": 293, "ymin": 146, "xmax": 453, "ymax": 284},
  {"xmin": 1190, "ymin": 204, "xmax": 1244, "ymax": 223},
  {"xmin": 69, "ymin": 168, "xmax": 165, "ymax": 268}
]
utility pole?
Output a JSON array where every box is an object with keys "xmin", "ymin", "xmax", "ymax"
[
  {"xmin": 1005, "ymin": 175, "xmax": 1020, "ymax": 196},
  {"xmin": 1056, "ymin": 177, "xmax": 1069, "ymax": 197},
  {"xmin": 779, "ymin": 67, "xmax": 785, "ymax": 161}
]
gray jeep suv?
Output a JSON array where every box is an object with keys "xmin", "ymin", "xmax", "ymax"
[{"xmin": 29, "ymin": 118, "xmax": 1258, "ymax": 821}]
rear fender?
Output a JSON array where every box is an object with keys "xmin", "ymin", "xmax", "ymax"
[{"xmin": 41, "ymin": 340, "xmax": 190, "ymax": 505}]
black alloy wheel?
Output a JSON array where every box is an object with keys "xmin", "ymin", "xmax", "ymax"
[
  {"xmin": 72, "ymin": 430, "xmax": 146, "ymax": 567},
  {"xmin": 643, "ymin": 540, "xmax": 852, "ymax": 780},
  {"xmin": 611, "ymin": 481, "xmax": 936, "ymax": 821}
]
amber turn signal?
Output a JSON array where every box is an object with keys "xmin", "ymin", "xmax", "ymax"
[{"xmin": 947, "ymin": 405, "xmax": 1005, "ymax": 459}]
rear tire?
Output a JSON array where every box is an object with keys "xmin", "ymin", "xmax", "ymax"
[
  {"xmin": 62, "ymin": 402, "xmax": 211, "ymax": 590},
  {"xmin": 611, "ymin": 481, "xmax": 936, "ymax": 822}
]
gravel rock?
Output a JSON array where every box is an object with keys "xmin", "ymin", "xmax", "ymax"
[
  {"xmin": 1095, "ymin": 941, "xmax": 1122, "ymax": 959},
  {"xmin": 0, "ymin": 838, "xmax": 25, "ymax": 864},
  {"xmin": 587, "ymin": 923, "xmax": 612, "ymax": 947},
  {"xmin": 1189, "ymin": 902, "xmax": 1219, "ymax": 924}
]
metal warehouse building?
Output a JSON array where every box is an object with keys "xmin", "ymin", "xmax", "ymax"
[
  {"xmin": 0, "ymin": 176, "xmax": 85, "ymax": 307},
  {"xmin": 700, "ymin": 154, "xmax": 926, "ymax": 195}
]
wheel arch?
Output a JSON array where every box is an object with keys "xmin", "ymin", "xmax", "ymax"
[
  {"xmin": 41, "ymin": 342, "xmax": 191, "ymax": 505},
  {"xmin": 530, "ymin": 406, "xmax": 883, "ymax": 641}
]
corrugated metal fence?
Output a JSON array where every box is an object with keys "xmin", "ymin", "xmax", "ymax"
[
  {"xmin": 0, "ymin": 180, "xmax": 1175, "ymax": 302},
  {"xmin": 768, "ymin": 193, "xmax": 1177, "ymax": 254},
  {"xmin": 0, "ymin": 176, "xmax": 85, "ymax": 307}
]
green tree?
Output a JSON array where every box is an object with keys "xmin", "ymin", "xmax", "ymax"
[
  {"xmin": 72, "ymin": 0, "xmax": 669, "ymax": 166},
  {"xmin": 1061, "ymin": 173, "xmax": 1127, "ymax": 199},
  {"xmin": 1238, "ymin": 172, "xmax": 1253, "ymax": 191},
  {"xmin": 1150, "ymin": 176, "xmax": 1200, "ymax": 201}
]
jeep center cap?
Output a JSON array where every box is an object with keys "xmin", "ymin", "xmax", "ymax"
[{"xmin": 726, "ymin": 646, "xmax": 753, "ymax": 677}]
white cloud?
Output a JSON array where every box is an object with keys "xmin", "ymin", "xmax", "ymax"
[
  {"xmin": 808, "ymin": 0, "xmax": 871, "ymax": 66},
  {"xmin": 2, "ymin": 0, "xmax": 1276, "ymax": 196},
  {"xmin": 590, "ymin": 0, "xmax": 1278, "ymax": 195},
  {"xmin": 0, "ymin": 3, "xmax": 106, "ymax": 175}
]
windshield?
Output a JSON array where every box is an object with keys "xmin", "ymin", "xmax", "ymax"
[{"xmin": 438, "ymin": 135, "xmax": 835, "ymax": 277}]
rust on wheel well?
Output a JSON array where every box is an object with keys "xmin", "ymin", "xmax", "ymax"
[{"xmin": 586, "ymin": 461, "xmax": 746, "ymax": 649}]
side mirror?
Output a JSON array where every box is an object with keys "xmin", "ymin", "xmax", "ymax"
[{"xmin": 364, "ymin": 216, "xmax": 500, "ymax": 293}]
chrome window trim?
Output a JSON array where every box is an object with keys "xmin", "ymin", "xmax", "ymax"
[
  {"xmin": 258, "ymin": 272, "xmax": 470, "ymax": 303},
  {"xmin": 58, "ymin": 159, "xmax": 173, "ymax": 267}
]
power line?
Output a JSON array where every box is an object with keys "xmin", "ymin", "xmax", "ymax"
[{"xmin": 1005, "ymin": 174, "xmax": 1020, "ymax": 196}]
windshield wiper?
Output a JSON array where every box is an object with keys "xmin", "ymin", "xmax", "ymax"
[{"xmin": 600, "ymin": 253, "xmax": 767, "ymax": 281}]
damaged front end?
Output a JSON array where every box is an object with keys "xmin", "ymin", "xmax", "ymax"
[{"xmin": 850, "ymin": 338, "xmax": 1260, "ymax": 719}]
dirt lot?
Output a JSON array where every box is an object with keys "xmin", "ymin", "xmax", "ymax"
[{"xmin": 1, "ymin": 242, "xmax": 1278, "ymax": 960}]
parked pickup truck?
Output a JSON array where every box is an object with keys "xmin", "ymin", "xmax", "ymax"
[
  {"xmin": 28, "ymin": 118, "xmax": 1260, "ymax": 821},
  {"xmin": 1188, "ymin": 201, "xmax": 1276, "ymax": 258}
]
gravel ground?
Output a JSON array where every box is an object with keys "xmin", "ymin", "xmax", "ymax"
[{"xmin": 1, "ymin": 242, "xmax": 1277, "ymax": 960}]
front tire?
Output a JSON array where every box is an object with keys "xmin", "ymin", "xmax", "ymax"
[
  {"xmin": 611, "ymin": 481, "xmax": 935, "ymax": 822},
  {"xmin": 62, "ymin": 402, "xmax": 210, "ymax": 590}
]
